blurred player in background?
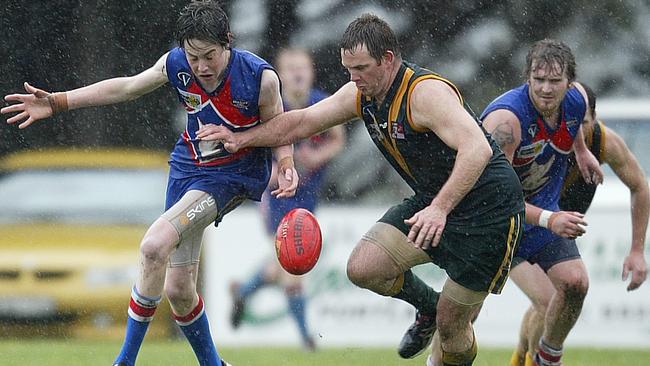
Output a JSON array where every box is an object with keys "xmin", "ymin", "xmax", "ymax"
[
  {"xmin": 508, "ymin": 83, "xmax": 649, "ymax": 366},
  {"xmin": 1, "ymin": 2, "xmax": 298, "ymax": 366},
  {"xmin": 481, "ymin": 39, "xmax": 605, "ymax": 366},
  {"xmin": 229, "ymin": 47, "xmax": 345, "ymax": 350},
  {"xmin": 198, "ymin": 14, "xmax": 526, "ymax": 366}
]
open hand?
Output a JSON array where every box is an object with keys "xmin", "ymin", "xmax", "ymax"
[
  {"xmin": 404, "ymin": 204, "xmax": 447, "ymax": 250},
  {"xmin": 272, "ymin": 166, "xmax": 299, "ymax": 198},
  {"xmin": 2, "ymin": 82, "xmax": 53, "ymax": 128},
  {"xmin": 575, "ymin": 147, "xmax": 604, "ymax": 185},
  {"xmin": 622, "ymin": 251, "xmax": 647, "ymax": 291}
]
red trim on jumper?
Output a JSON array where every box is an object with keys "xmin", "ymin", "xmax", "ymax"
[
  {"xmin": 211, "ymin": 78, "xmax": 258, "ymax": 126},
  {"xmin": 537, "ymin": 349, "xmax": 562, "ymax": 363},
  {"xmin": 173, "ymin": 295, "xmax": 204, "ymax": 323},
  {"xmin": 129, "ymin": 297, "xmax": 157, "ymax": 318},
  {"xmin": 182, "ymin": 130, "xmax": 199, "ymax": 160}
]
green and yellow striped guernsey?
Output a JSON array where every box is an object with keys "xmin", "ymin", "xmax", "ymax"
[{"xmin": 356, "ymin": 61, "xmax": 523, "ymax": 224}]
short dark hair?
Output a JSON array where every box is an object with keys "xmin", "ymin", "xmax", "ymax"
[
  {"xmin": 175, "ymin": 1, "xmax": 231, "ymax": 49},
  {"xmin": 340, "ymin": 13, "xmax": 401, "ymax": 62},
  {"xmin": 580, "ymin": 82, "xmax": 597, "ymax": 119},
  {"xmin": 524, "ymin": 39, "xmax": 576, "ymax": 82}
]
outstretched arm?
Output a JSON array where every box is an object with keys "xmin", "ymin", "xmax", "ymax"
[
  {"xmin": 2, "ymin": 53, "xmax": 169, "ymax": 128},
  {"xmin": 196, "ymin": 82, "xmax": 359, "ymax": 152},
  {"xmin": 483, "ymin": 108, "xmax": 587, "ymax": 238},
  {"xmin": 604, "ymin": 126, "xmax": 649, "ymax": 290}
]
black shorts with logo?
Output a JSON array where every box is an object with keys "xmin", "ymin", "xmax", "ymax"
[{"xmin": 379, "ymin": 194, "xmax": 524, "ymax": 294}]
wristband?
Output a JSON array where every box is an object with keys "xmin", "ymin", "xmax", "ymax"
[
  {"xmin": 278, "ymin": 156, "xmax": 294, "ymax": 172},
  {"xmin": 47, "ymin": 92, "xmax": 69, "ymax": 115},
  {"xmin": 538, "ymin": 210, "xmax": 553, "ymax": 229}
]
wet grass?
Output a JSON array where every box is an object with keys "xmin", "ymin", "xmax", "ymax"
[{"xmin": 0, "ymin": 339, "xmax": 648, "ymax": 365}]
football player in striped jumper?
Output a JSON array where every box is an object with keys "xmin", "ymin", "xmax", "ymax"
[
  {"xmin": 481, "ymin": 39, "xmax": 605, "ymax": 366},
  {"xmin": 2, "ymin": 2, "xmax": 298, "ymax": 365},
  {"xmin": 198, "ymin": 14, "xmax": 525, "ymax": 366},
  {"xmin": 505, "ymin": 83, "xmax": 648, "ymax": 366}
]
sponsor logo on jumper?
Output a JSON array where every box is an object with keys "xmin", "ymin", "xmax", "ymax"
[
  {"xmin": 517, "ymin": 140, "xmax": 546, "ymax": 159},
  {"xmin": 520, "ymin": 155, "xmax": 555, "ymax": 196},
  {"xmin": 178, "ymin": 89, "xmax": 202, "ymax": 110},
  {"xmin": 177, "ymin": 72, "xmax": 192, "ymax": 86},
  {"xmin": 363, "ymin": 106, "xmax": 385, "ymax": 141},
  {"xmin": 232, "ymin": 99, "xmax": 249, "ymax": 109},
  {"xmin": 391, "ymin": 121, "xmax": 405, "ymax": 139}
]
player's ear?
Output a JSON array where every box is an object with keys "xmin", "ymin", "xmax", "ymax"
[
  {"xmin": 382, "ymin": 50, "xmax": 395, "ymax": 65},
  {"xmin": 225, "ymin": 32, "xmax": 234, "ymax": 50}
]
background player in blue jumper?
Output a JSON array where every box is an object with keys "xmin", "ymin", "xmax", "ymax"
[
  {"xmin": 481, "ymin": 39, "xmax": 605, "ymax": 366},
  {"xmin": 1, "ymin": 2, "xmax": 298, "ymax": 366},
  {"xmin": 506, "ymin": 83, "xmax": 649, "ymax": 366},
  {"xmin": 229, "ymin": 47, "xmax": 345, "ymax": 350}
]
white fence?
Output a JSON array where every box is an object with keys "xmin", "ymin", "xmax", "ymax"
[{"xmin": 204, "ymin": 180, "xmax": 650, "ymax": 347}]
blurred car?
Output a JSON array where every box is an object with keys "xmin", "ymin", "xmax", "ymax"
[{"xmin": 0, "ymin": 148, "xmax": 174, "ymax": 338}]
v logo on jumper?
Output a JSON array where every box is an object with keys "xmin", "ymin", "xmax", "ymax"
[{"xmin": 177, "ymin": 72, "xmax": 192, "ymax": 87}]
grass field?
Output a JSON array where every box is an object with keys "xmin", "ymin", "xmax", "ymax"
[{"xmin": 1, "ymin": 339, "xmax": 649, "ymax": 366}]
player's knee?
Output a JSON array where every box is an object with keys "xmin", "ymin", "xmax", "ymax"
[
  {"xmin": 346, "ymin": 259, "xmax": 390, "ymax": 292},
  {"xmin": 346, "ymin": 241, "xmax": 400, "ymax": 291},
  {"xmin": 531, "ymin": 300, "xmax": 549, "ymax": 316},
  {"xmin": 436, "ymin": 299, "xmax": 476, "ymax": 342},
  {"xmin": 436, "ymin": 311, "xmax": 458, "ymax": 341},
  {"xmin": 164, "ymin": 283, "xmax": 194, "ymax": 310},
  {"xmin": 564, "ymin": 280, "xmax": 589, "ymax": 303},
  {"xmin": 346, "ymin": 256, "xmax": 370, "ymax": 287},
  {"xmin": 558, "ymin": 271, "xmax": 589, "ymax": 301},
  {"xmin": 140, "ymin": 234, "xmax": 174, "ymax": 265}
]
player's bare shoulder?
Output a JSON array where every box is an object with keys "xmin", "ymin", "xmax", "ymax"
[
  {"xmin": 412, "ymin": 78, "xmax": 459, "ymax": 104},
  {"xmin": 482, "ymin": 108, "xmax": 521, "ymax": 160},
  {"xmin": 258, "ymin": 69, "xmax": 283, "ymax": 121},
  {"xmin": 260, "ymin": 69, "xmax": 281, "ymax": 98},
  {"xmin": 408, "ymin": 78, "xmax": 463, "ymax": 131},
  {"xmin": 152, "ymin": 52, "xmax": 171, "ymax": 80}
]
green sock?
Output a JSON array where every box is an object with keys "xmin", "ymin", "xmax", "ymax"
[{"xmin": 392, "ymin": 270, "xmax": 439, "ymax": 314}]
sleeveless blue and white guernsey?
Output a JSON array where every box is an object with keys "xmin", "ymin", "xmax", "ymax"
[
  {"xmin": 164, "ymin": 47, "xmax": 275, "ymax": 213},
  {"xmin": 481, "ymin": 83, "xmax": 586, "ymax": 258}
]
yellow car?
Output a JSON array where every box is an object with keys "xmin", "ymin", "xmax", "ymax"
[{"xmin": 0, "ymin": 148, "xmax": 174, "ymax": 339}]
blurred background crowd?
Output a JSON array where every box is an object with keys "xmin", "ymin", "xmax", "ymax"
[{"xmin": 2, "ymin": 0, "xmax": 649, "ymax": 203}]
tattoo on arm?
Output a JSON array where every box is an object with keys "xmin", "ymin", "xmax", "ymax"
[{"xmin": 491, "ymin": 122, "xmax": 515, "ymax": 148}]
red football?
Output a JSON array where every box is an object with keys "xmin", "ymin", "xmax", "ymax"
[{"xmin": 275, "ymin": 208, "xmax": 322, "ymax": 275}]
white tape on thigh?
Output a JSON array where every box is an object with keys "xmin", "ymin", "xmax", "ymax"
[
  {"xmin": 362, "ymin": 222, "xmax": 431, "ymax": 272},
  {"xmin": 442, "ymin": 278, "xmax": 488, "ymax": 306}
]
